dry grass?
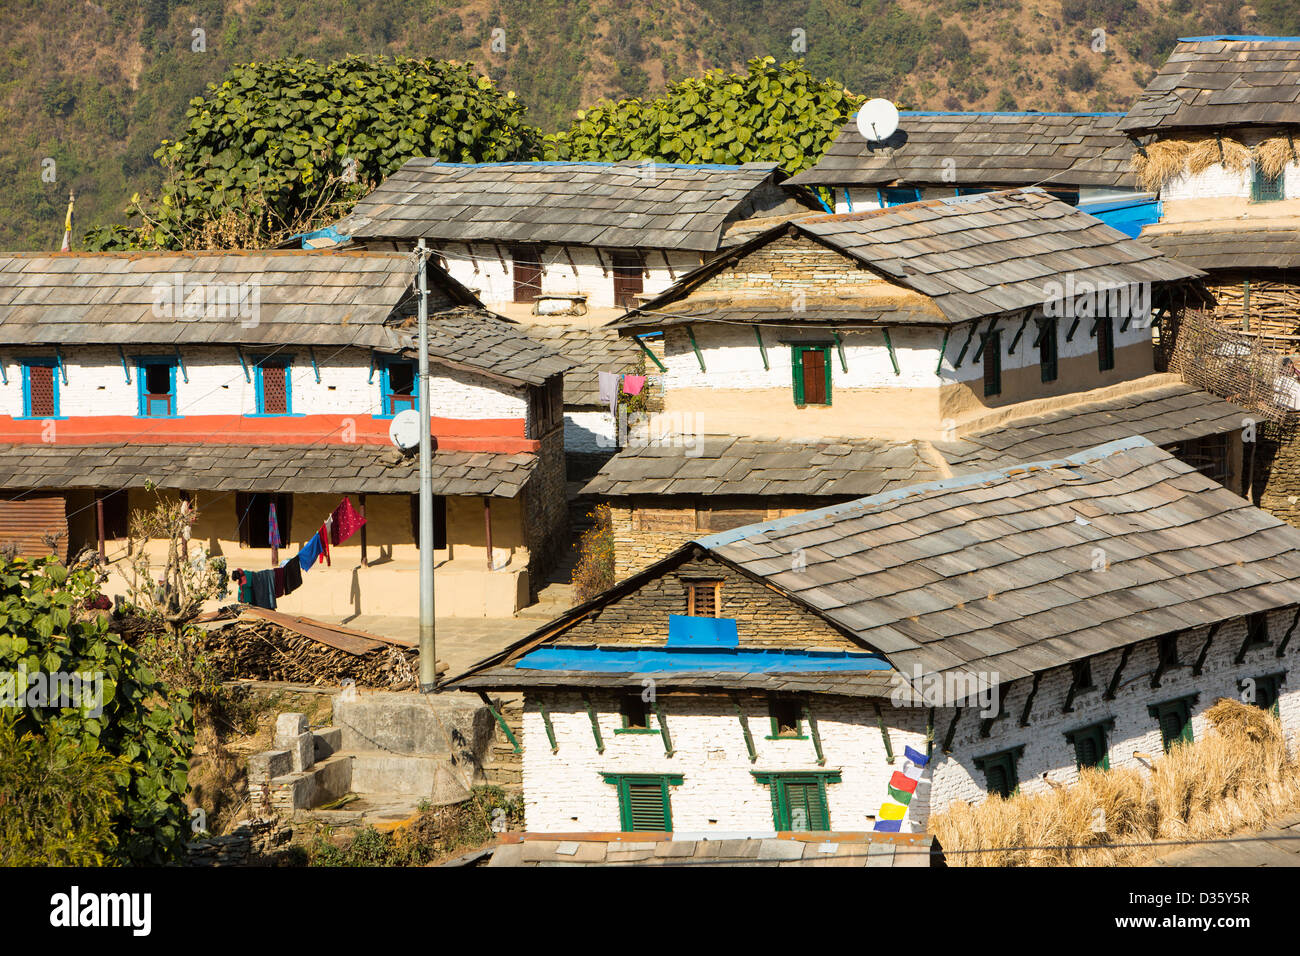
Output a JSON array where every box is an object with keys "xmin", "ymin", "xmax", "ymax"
[
  {"xmin": 1256, "ymin": 135, "xmax": 1299, "ymax": 180},
  {"xmin": 930, "ymin": 699, "xmax": 1300, "ymax": 866},
  {"xmin": 1132, "ymin": 135, "xmax": 1252, "ymax": 192}
]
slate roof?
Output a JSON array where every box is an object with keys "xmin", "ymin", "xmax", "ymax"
[
  {"xmin": 455, "ymin": 666, "xmax": 900, "ymax": 698},
  {"xmin": 0, "ymin": 251, "xmax": 570, "ymax": 387},
  {"xmin": 522, "ymin": 326, "xmax": 645, "ymax": 405},
  {"xmin": 935, "ymin": 381, "xmax": 1250, "ymax": 471},
  {"xmin": 339, "ymin": 161, "xmax": 819, "ymax": 252},
  {"xmin": 485, "ymin": 832, "xmax": 933, "ymax": 867},
  {"xmin": 702, "ymin": 437, "xmax": 1300, "ymax": 690},
  {"xmin": 619, "ymin": 190, "xmax": 1203, "ymax": 329},
  {"xmin": 391, "ymin": 306, "xmax": 574, "ymax": 386},
  {"xmin": 0, "ymin": 443, "xmax": 537, "ymax": 496},
  {"xmin": 581, "ymin": 437, "xmax": 944, "ymax": 498},
  {"xmin": 1118, "ymin": 37, "xmax": 1300, "ymax": 134},
  {"xmin": 788, "ymin": 112, "xmax": 1135, "ymax": 189},
  {"xmin": 1140, "ymin": 222, "xmax": 1300, "ymax": 272}
]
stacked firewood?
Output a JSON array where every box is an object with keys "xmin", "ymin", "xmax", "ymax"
[{"xmin": 201, "ymin": 619, "xmax": 418, "ymax": 689}]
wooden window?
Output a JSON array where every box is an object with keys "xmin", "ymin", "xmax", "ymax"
[
  {"xmin": 983, "ymin": 329, "xmax": 1002, "ymax": 397},
  {"xmin": 792, "ymin": 345, "xmax": 831, "ymax": 406},
  {"xmin": 697, "ymin": 503, "xmax": 766, "ymax": 532},
  {"xmin": 382, "ymin": 360, "xmax": 417, "ymax": 417},
  {"xmin": 95, "ymin": 490, "xmax": 130, "ymax": 540},
  {"xmin": 1148, "ymin": 696, "xmax": 1195, "ymax": 752},
  {"xmin": 611, "ymin": 252, "xmax": 644, "ymax": 308},
  {"xmin": 409, "ymin": 494, "xmax": 447, "ymax": 550},
  {"xmin": 1072, "ymin": 659, "xmax": 1095, "ymax": 690},
  {"xmin": 1064, "ymin": 721, "xmax": 1111, "ymax": 770},
  {"xmin": 974, "ymin": 747, "xmax": 1024, "ymax": 798},
  {"xmin": 617, "ymin": 695, "xmax": 654, "ymax": 732},
  {"xmin": 510, "ymin": 246, "xmax": 542, "ymax": 303},
  {"xmin": 1037, "ymin": 318, "xmax": 1058, "ymax": 383},
  {"xmin": 23, "ymin": 361, "xmax": 57, "ymax": 418},
  {"xmin": 685, "ymin": 579, "xmax": 721, "ymax": 617},
  {"xmin": 257, "ymin": 360, "xmax": 290, "ymax": 415},
  {"xmin": 235, "ymin": 493, "xmax": 292, "ymax": 549},
  {"xmin": 756, "ymin": 773, "xmax": 837, "ymax": 831},
  {"xmin": 138, "ymin": 359, "xmax": 177, "ymax": 417},
  {"xmin": 768, "ymin": 697, "xmax": 804, "ymax": 739},
  {"xmin": 1097, "ymin": 316, "xmax": 1115, "ymax": 372},
  {"xmin": 1252, "ymin": 165, "xmax": 1284, "ymax": 203},
  {"xmin": 1246, "ymin": 611, "xmax": 1271, "ymax": 648},
  {"xmin": 603, "ymin": 774, "xmax": 681, "ymax": 832},
  {"xmin": 1244, "ymin": 673, "xmax": 1285, "ymax": 716}
]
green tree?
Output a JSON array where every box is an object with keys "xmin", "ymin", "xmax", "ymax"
[
  {"xmin": 544, "ymin": 56, "xmax": 861, "ymax": 177},
  {"xmin": 88, "ymin": 55, "xmax": 543, "ymax": 251},
  {"xmin": 0, "ymin": 557, "xmax": 195, "ymax": 864}
]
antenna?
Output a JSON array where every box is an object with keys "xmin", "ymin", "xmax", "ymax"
[
  {"xmin": 388, "ymin": 407, "xmax": 422, "ymax": 453},
  {"xmin": 856, "ymin": 99, "xmax": 900, "ymax": 142}
]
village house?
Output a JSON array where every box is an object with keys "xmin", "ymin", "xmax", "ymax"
[
  {"xmin": 1116, "ymin": 35, "xmax": 1300, "ymax": 525},
  {"xmin": 314, "ymin": 161, "xmax": 819, "ymax": 456},
  {"xmin": 788, "ymin": 111, "xmax": 1149, "ymax": 233},
  {"xmin": 445, "ymin": 438, "xmax": 1300, "ymax": 835},
  {"xmin": 0, "ymin": 249, "xmax": 572, "ymax": 617},
  {"xmin": 586, "ymin": 188, "xmax": 1251, "ymax": 577}
]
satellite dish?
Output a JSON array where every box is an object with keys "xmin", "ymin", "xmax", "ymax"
[
  {"xmin": 389, "ymin": 408, "xmax": 422, "ymax": 452},
  {"xmin": 856, "ymin": 98, "xmax": 900, "ymax": 142}
]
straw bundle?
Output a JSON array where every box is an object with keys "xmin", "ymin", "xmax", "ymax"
[
  {"xmin": 1132, "ymin": 135, "xmax": 1254, "ymax": 192},
  {"xmin": 929, "ymin": 698, "xmax": 1300, "ymax": 866},
  {"xmin": 1256, "ymin": 134, "xmax": 1299, "ymax": 180}
]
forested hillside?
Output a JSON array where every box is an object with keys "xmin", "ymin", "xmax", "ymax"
[{"xmin": 3, "ymin": 0, "xmax": 1296, "ymax": 250}]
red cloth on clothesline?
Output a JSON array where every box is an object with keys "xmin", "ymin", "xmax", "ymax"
[{"xmin": 330, "ymin": 497, "xmax": 367, "ymax": 546}]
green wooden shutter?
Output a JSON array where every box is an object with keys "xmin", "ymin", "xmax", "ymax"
[
  {"xmin": 985, "ymin": 761, "xmax": 1010, "ymax": 798},
  {"xmin": 623, "ymin": 780, "xmax": 669, "ymax": 831},
  {"xmin": 791, "ymin": 347, "xmax": 805, "ymax": 405},
  {"xmin": 781, "ymin": 779, "xmax": 828, "ymax": 831},
  {"xmin": 1253, "ymin": 166, "xmax": 1284, "ymax": 202}
]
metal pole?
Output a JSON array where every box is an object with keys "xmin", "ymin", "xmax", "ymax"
[{"xmin": 417, "ymin": 239, "xmax": 437, "ymax": 693}]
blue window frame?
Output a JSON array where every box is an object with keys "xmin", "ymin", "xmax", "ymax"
[
  {"xmin": 137, "ymin": 357, "xmax": 179, "ymax": 418},
  {"xmin": 20, "ymin": 358, "xmax": 60, "ymax": 419},
  {"xmin": 379, "ymin": 360, "xmax": 418, "ymax": 418},
  {"xmin": 878, "ymin": 186, "xmax": 921, "ymax": 207},
  {"xmin": 253, "ymin": 357, "xmax": 293, "ymax": 416}
]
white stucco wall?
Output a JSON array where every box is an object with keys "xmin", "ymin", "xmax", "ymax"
[
  {"xmin": 519, "ymin": 609, "xmax": 1300, "ymax": 833},
  {"xmin": 433, "ymin": 243, "xmax": 701, "ymax": 310},
  {"xmin": 659, "ymin": 308, "xmax": 1152, "ymax": 394},
  {"xmin": 564, "ymin": 409, "xmax": 618, "ymax": 453},
  {"xmin": 0, "ymin": 345, "xmax": 526, "ymax": 421}
]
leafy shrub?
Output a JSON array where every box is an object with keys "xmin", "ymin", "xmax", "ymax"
[
  {"xmin": 0, "ymin": 557, "xmax": 195, "ymax": 864},
  {"xmin": 0, "ymin": 713, "xmax": 124, "ymax": 866},
  {"xmin": 571, "ymin": 504, "xmax": 615, "ymax": 605},
  {"xmin": 545, "ymin": 56, "xmax": 860, "ymax": 177}
]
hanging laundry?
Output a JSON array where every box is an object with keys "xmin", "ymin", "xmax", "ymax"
[
  {"xmin": 269, "ymin": 501, "xmax": 282, "ymax": 550},
  {"xmin": 622, "ymin": 374, "xmax": 646, "ymax": 397},
  {"xmin": 598, "ymin": 371, "xmax": 618, "ymax": 416},
  {"xmin": 273, "ymin": 565, "xmax": 287, "ymax": 599},
  {"xmin": 298, "ymin": 533, "xmax": 323, "ymax": 571},
  {"xmin": 247, "ymin": 569, "xmax": 277, "ymax": 609},
  {"xmin": 318, "ymin": 525, "xmax": 331, "ymax": 567},
  {"xmin": 233, "ymin": 569, "xmax": 254, "ymax": 604},
  {"xmin": 281, "ymin": 555, "xmax": 303, "ymax": 595},
  {"xmin": 329, "ymin": 497, "xmax": 367, "ymax": 546}
]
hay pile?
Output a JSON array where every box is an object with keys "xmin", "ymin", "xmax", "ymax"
[
  {"xmin": 929, "ymin": 698, "xmax": 1300, "ymax": 866},
  {"xmin": 1132, "ymin": 135, "xmax": 1253, "ymax": 192}
]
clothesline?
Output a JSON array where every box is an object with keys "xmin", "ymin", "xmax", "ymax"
[
  {"xmin": 234, "ymin": 496, "xmax": 367, "ymax": 609},
  {"xmin": 597, "ymin": 371, "xmax": 648, "ymax": 416}
]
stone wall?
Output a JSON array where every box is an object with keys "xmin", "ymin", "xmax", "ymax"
[
  {"xmin": 556, "ymin": 553, "xmax": 848, "ymax": 649},
  {"xmin": 1255, "ymin": 422, "xmax": 1300, "ymax": 527},
  {"xmin": 523, "ymin": 423, "xmax": 570, "ymax": 594}
]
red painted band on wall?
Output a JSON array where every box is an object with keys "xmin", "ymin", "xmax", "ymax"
[{"xmin": 0, "ymin": 415, "xmax": 536, "ymax": 452}]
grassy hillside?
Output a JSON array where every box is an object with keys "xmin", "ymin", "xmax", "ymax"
[{"xmin": 1, "ymin": 0, "xmax": 1294, "ymax": 251}]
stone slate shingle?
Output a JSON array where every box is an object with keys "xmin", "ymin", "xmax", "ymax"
[
  {"xmin": 0, "ymin": 442, "xmax": 536, "ymax": 496},
  {"xmin": 1140, "ymin": 223, "xmax": 1300, "ymax": 272},
  {"xmin": 1118, "ymin": 38, "xmax": 1300, "ymax": 134},
  {"xmin": 340, "ymin": 161, "xmax": 817, "ymax": 252},
  {"xmin": 788, "ymin": 112, "xmax": 1135, "ymax": 189},
  {"xmin": 522, "ymin": 326, "xmax": 645, "ymax": 405},
  {"xmin": 621, "ymin": 189, "xmax": 1202, "ymax": 329}
]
